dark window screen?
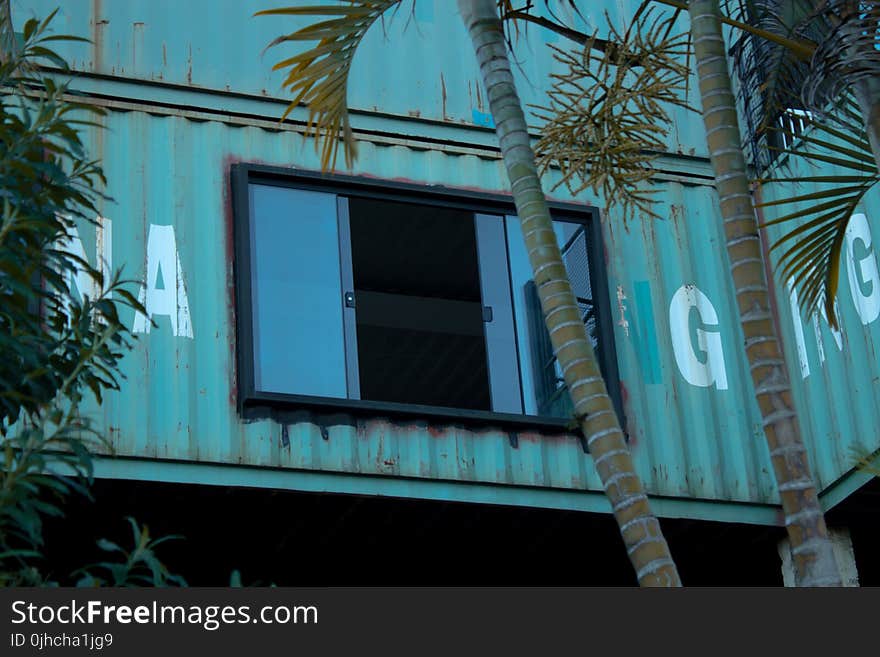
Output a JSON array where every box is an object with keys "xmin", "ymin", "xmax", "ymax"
[{"xmin": 347, "ymin": 197, "xmax": 491, "ymax": 410}]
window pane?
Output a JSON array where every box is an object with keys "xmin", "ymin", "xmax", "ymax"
[
  {"xmin": 475, "ymin": 214, "xmax": 523, "ymax": 414},
  {"xmin": 249, "ymin": 184, "xmax": 347, "ymax": 398},
  {"xmin": 506, "ymin": 216, "xmax": 596, "ymax": 418}
]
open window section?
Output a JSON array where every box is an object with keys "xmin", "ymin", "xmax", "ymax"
[
  {"xmin": 346, "ymin": 197, "xmax": 492, "ymax": 411},
  {"xmin": 236, "ymin": 169, "xmax": 620, "ymax": 428}
]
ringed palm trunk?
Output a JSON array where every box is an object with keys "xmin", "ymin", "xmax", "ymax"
[
  {"xmin": 689, "ymin": 0, "xmax": 841, "ymax": 586},
  {"xmin": 0, "ymin": 0, "xmax": 15, "ymax": 63},
  {"xmin": 458, "ymin": 0, "xmax": 680, "ymax": 587}
]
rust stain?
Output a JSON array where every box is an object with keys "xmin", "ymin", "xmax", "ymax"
[
  {"xmin": 187, "ymin": 44, "xmax": 193, "ymax": 84},
  {"xmin": 440, "ymin": 72, "xmax": 447, "ymax": 120},
  {"xmin": 91, "ymin": 110, "xmax": 106, "ymax": 184},
  {"xmin": 773, "ymin": 508, "xmax": 786, "ymax": 526},
  {"xmin": 221, "ymin": 154, "xmax": 241, "ymax": 408},
  {"xmin": 620, "ymin": 381, "xmax": 637, "ymax": 449},
  {"xmin": 426, "ymin": 425, "xmax": 447, "ymax": 438},
  {"xmin": 407, "ymin": 110, "xmax": 421, "ymax": 118},
  {"xmin": 132, "ymin": 21, "xmax": 144, "ymax": 71},
  {"xmin": 162, "ymin": 43, "xmax": 167, "ymax": 67},
  {"xmin": 91, "ymin": 0, "xmax": 106, "ymax": 72},
  {"xmin": 518, "ymin": 432, "xmax": 568, "ymax": 445}
]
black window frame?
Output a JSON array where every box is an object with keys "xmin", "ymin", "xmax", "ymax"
[{"xmin": 231, "ymin": 163, "xmax": 623, "ymax": 431}]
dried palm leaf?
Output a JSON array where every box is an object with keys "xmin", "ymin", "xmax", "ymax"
[
  {"xmin": 532, "ymin": 7, "xmax": 692, "ymax": 221},
  {"xmin": 255, "ymin": 1, "xmax": 402, "ymax": 170}
]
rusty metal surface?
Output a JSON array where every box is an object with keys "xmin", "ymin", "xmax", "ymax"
[{"xmin": 62, "ymin": 107, "xmax": 785, "ymax": 510}]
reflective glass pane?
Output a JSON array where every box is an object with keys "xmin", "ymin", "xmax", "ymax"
[
  {"xmin": 505, "ymin": 216, "xmax": 595, "ymax": 417},
  {"xmin": 249, "ymin": 184, "xmax": 347, "ymax": 398},
  {"xmin": 475, "ymin": 214, "xmax": 522, "ymax": 414}
]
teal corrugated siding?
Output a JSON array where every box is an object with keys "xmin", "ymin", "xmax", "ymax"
[
  {"xmin": 760, "ymin": 153, "xmax": 880, "ymax": 492},
  {"xmin": 14, "ymin": 0, "xmax": 880, "ymax": 518},
  {"xmin": 71, "ymin": 108, "xmax": 778, "ymax": 507},
  {"xmin": 16, "ymin": 0, "xmax": 707, "ymax": 157}
]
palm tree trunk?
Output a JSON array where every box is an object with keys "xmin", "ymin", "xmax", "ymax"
[
  {"xmin": 0, "ymin": 0, "xmax": 15, "ymax": 63},
  {"xmin": 458, "ymin": 0, "xmax": 680, "ymax": 587},
  {"xmin": 689, "ymin": 0, "xmax": 841, "ymax": 586}
]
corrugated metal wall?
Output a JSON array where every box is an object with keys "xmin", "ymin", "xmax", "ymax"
[
  {"xmin": 73, "ymin": 108, "xmax": 781, "ymax": 506},
  {"xmin": 759, "ymin": 155, "xmax": 880, "ymax": 492},
  {"xmin": 14, "ymin": 0, "xmax": 880, "ymax": 518},
  {"xmin": 16, "ymin": 0, "xmax": 707, "ymax": 156}
]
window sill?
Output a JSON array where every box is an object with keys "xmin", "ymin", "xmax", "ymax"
[{"xmin": 240, "ymin": 391, "xmax": 583, "ymax": 435}]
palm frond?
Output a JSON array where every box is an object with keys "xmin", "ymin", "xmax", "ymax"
[
  {"xmin": 850, "ymin": 446, "xmax": 880, "ymax": 478},
  {"xmin": 726, "ymin": 1, "xmax": 880, "ymax": 324},
  {"xmin": 256, "ymin": 1, "xmax": 401, "ymax": 170},
  {"xmin": 757, "ymin": 115, "xmax": 880, "ymax": 324},
  {"xmin": 532, "ymin": 6, "xmax": 692, "ymax": 222},
  {"xmin": 801, "ymin": 1, "xmax": 880, "ymax": 120},
  {"xmin": 729, "ymin": 0, "xmax": 880, "ymax": 161}
]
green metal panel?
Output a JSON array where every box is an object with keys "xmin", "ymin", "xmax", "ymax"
[
  {"xmin": 15, "ymin": 0, "xmax": 707, "ymax": 157},
  {"xmin": 62, "ymin": 105, "xmax": 778, "ymax": 518},
  {"xmin": 759, "ymin": 153, "xmax": 880, "ymax": 494}
]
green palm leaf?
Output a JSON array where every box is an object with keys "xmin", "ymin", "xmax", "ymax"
[
  {"xmin": 758, "ymin": 115, "xmax": 879, "ymax": 325},
  {"xmin": 719, "ymin": 1, "xmax": 880, "ymax": 326},
  {"xmin": 256, "ymin": 1, "xmax": 402, "ymax": 170}
]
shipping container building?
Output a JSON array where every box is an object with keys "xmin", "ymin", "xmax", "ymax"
[{"xmin": 13, "ymin": 0, "xmax": 880, "ymax": 585}]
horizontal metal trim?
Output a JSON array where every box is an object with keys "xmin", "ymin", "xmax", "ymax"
[
  {"xmin": 91, "ymin": 456, "xmax": 785, "ymax": 525},
  {"xmin": 237, "ymin": 163, "xmax": 599, "ymax": 218},
  {"xmin": 43, "ymin": 69, "xmax": 717, "ymax": 184}
]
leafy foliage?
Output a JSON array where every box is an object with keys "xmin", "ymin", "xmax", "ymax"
[
  {"xmin": 74, "ymin": 518, "xmax": 187, "ymax": 587},
  {"xmin": 255, "ymin": 1, "xmax": 588, "ymax": 171},
  {"xmin": 532, "ymin": 6, "xmax": 692, "ymax": 221},
  {"xmin": 723, "ymin": 0, "xmax": 880, "ymax": 322},
  {"xmin": 727, "ymin": 0, "xmax": 880, "ymax": 152},
  {"xmin": 491, "ymin": 2, "xmax": 880, "ymax": 320},
  {"xmin": 770, "ymin": 1, "xmax": 880, "ymax": 127},
  {"xmin": 758, "ymin": 108, "xmax": 879, "ymax": 323},
  {"xmin": 0, "ymin": 10, "xmax": 179, "ymax": 586}
]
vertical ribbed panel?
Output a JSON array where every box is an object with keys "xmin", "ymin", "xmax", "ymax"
[
  {"xmin": 15, "ymin": 0, "xmax": 706, "ymax": 156},
  {"xmin": 68, "ymin": 110, "xmax": 808, "ymax": 507},
  {"xmin": 18, "ymin": 0, "xmax": 878, "ymax": 515}
]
